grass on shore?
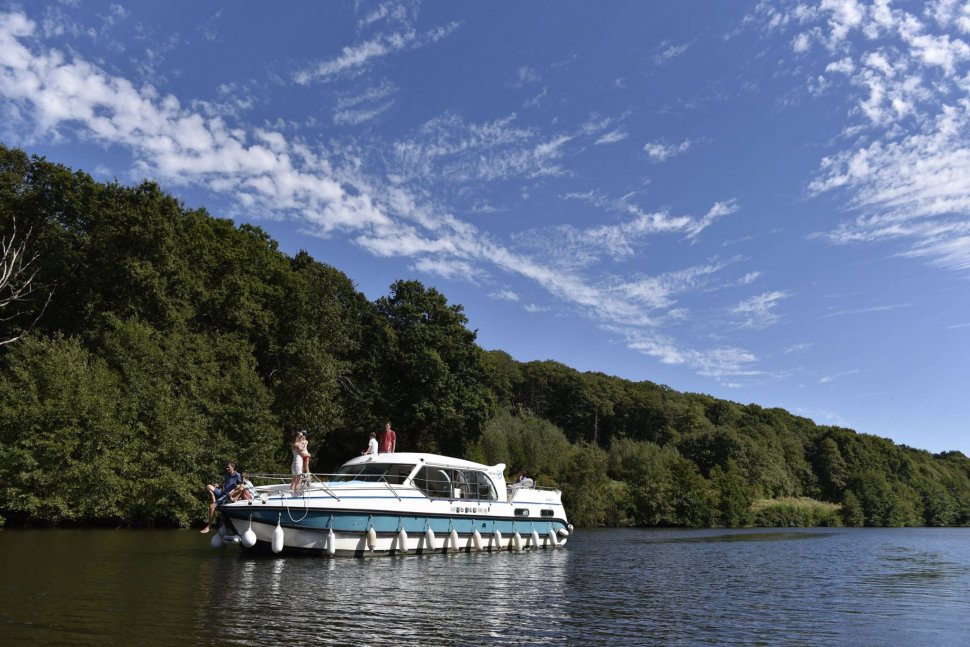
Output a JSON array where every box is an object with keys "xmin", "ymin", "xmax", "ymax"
[{"xmin": 750, "ymin": 497, "xmax": 843, "ymax": 527}]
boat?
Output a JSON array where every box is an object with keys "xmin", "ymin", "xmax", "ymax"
[{"xmin": 211, "ymin": 452, "xmax": 572, "ymax": 556}]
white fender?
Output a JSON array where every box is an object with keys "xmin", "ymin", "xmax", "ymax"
[
  {"xmin": 242, "ymin": 521, "xmax": 257, "ymax": 548},
  {"xmin": 366, "ymin": 527, "xmax": 377, "ymax": 550},
  {"xmin": 449, "ymin": 528, "xmax": 459, "ymax": 552},
  {"xmin": 222, "ymin": 535, "xmax": 241, "ymax": 544},
  {"xmin": 557, "ymin": 528, "xmax": 570, "ymax": 537},
  {"xmin": 271, "ymin": 521, "xmax": 284, "ymax": 553},
  {"xmin": 547, "ymin": 529, "xmax": 558, "ymax": 548},
  {"xmin": 327, "ymin": 528, "xmax": 336, "ymax": 556},
  {"xmin": 398, "ymin": 528, "xmax": 408, "ymax": 553},
  {"xmin": 494, "ymin": 530, "xmax": 503, "ymax": 551},
  {"xmin": 531, "ymin": 530, "xmax": 540, "ymax": 550},
  {"xmin": 210, "ymin": 533, "xmax": 224, "ymax": 549},
  {"xmin": 425, "ymin": 527, "xmax": 436, "ymax": 551},
  {"xmin": 472, "ymin": 529, "xmax": 483, "ymax": 552},
  {"xmin": 512, "ymin": 532, "xmax": 523, "ymax": 551}
]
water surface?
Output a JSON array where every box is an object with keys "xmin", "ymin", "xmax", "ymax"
[{"xmin": 2, "ymin": 527, "xmax": 969, "ymax": 645}]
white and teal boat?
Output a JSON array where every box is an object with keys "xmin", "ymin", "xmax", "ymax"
[{"xmin": 213, "ymin": 452, "xmax": 572, "ymax": 556}]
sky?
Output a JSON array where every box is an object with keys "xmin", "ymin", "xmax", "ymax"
[{"xmin": 1, "ymin": 1, "xmax": 969, "ymax": 454}]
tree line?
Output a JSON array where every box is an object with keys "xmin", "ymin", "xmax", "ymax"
[{"xmin": 1, "ymin": 144, "xmax": 968, "ymax": 529}]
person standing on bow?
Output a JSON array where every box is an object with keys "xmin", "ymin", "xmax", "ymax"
[
  {"xmin": 290, "ymin": 430, "xmax": 309, "ymax": 492},
  {"xmin": 379, "ymin": 421, "xmax": 397, "ymax": 453}
]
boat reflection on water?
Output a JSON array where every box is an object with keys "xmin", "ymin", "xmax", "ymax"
[{"xmin": 200, "ymin": 548, "xmax": 570, "ymax": 643}]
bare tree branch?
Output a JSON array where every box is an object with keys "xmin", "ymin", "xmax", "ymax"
[{"xmin": 0, "ymin": 219, "xmax": 52, "ymax": 346}]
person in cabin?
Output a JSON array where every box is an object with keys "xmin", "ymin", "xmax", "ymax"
[
  {"xmin": 517, "ymin": 468, "xmax": 528, "ymax": 483},
  {"xmin": 290, "ymin": 430, "xmax": 308, "ymax": 492},
  {"xmin": 379, "ymin": 421, "xmax": 397, "ymax": 453},
  {"xmin": 201, "ymin": 461, "xmax": 243, "ymax": 533},
  {"xmin": 362, "ymin": 431, "xmax": 378, "ymax": 456}
]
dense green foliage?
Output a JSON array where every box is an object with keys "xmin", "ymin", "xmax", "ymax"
[{"xmin": 2, "ymin": 145, "xmax": 969, "ymax": 529}]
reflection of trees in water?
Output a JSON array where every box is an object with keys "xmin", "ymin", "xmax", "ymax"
[{"xmin": 200, "ymin": 549, "xmax": 570, "ymax": 644}]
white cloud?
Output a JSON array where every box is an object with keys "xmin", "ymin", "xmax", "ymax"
[
  {"xmin": 655, "ymin": 40, "xmax": 691, "ymax": 64},
  {"xmin": 333, "ymin": 81, "xmax": 397, "ymax": 125},
  {"xmin": 517, "ymin": 196, "xmax": 736, "ymax": 269},
  {"xmin": 730, "ymin": 290, "xmax": 790, "ymax": 329},
  {"xmin": 644, "ymin": 138, "xmax": 694, "ymax": 162},
  {"xmin": 821, "ymin": 303, "xmax": 911, "ymax": 318},
  {"xmin": 357, "ymin": 2, "xmax": 409, "ymax": 30},
  {"xmin": 517, "ymin": 65, "xmax": 540, "ymax": 84},
  {"xmin": 294, "ymin": 22, "xmax": 458, "ymax": 84},
  {"xmin": 410, "ymin": 256, "xmax": 482, "ymax": 282},
  {"xmin": 392, "ymin": 113, "xmax": 568, "ymax": 182},
  {"xmin": 756, "ymin": 1, "xmax": 970, "ymax": 274},
  {"xmin": 687, "ymin": 198, "xmax": 739, "ymax": 239},
  {"xmin": 0, "ymin": 9, "xmax": 786, "ymax": 391},
  {"xmin": 490, "ymin": 288, "xmax": 519, "ymax": 302},
  {"xmin": 595, "ymin": 129, "xmax": 628, "ymax": 145},
  {"xmin": 819, "ymin": 368, "xmax": 861, "ymax": 383},
  {"xmin": 624, "ymin": 329, "xmax": 761, "ymax": 379}
]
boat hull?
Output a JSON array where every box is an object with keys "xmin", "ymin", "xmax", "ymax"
[{"xmin": 221, "ymin": 506, "xmax": 569, "ymax": 556}]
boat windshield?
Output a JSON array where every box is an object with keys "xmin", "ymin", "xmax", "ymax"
[{"xmin": 329, "ymin": 463, "xmax": 414, "ymax": 484}]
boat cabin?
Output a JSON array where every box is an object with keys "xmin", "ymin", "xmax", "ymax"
[{"xmin": 329, "ymin": 453, "xmax": 506, "ymax": 501}]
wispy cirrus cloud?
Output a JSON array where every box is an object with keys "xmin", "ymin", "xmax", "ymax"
[
  {"xmin": 294, "ymin": 21, "xmax": 458, "ymax": 84},
  {"xmin": 730, "ymin": 290, "xmax": 790, "ymax": 329},
  {"xmin": 332, "ymin": 81, "xmax": 397, "ymax": 125},
  {"xmin": 490, "ymin": 288, "xmax": 520, "ymax": 302},
  {"xmin": 654, "ymin": 39, "xmax": 692, "ymax": 65},
  {"xmin": 620, "ymin": 328, "xmax": 761, "ymax": 379},
  {"xmin": 595, "ymin": 129, "xmax": 628, "ymax": 145},
  {"xmin": 644, "ymin": 138, "xmax": 694, "ymax": 162},
  {"xmin": 754, "ymin": 0, "xmax": 970, "ymax": 273},
  {"xmin": 542, "ymin": 193, "xmax": 737, "ymax": 263},
  {"xmin": 821, "ymin": 303, "xmax": 911, "ymax": 319},
  {"xmin": 0, "ymin": 8, "xmax": 771, "ymax": 390},
  {"xmin": 820, "ymin": 368, "xmax": 861, "ymax": 384}
]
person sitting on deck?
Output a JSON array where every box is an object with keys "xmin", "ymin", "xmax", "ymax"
[
  {"xmin": 201, "ymin": 462, "xmax": 243, "ymax": 533},
  {"xmin": 228, "ymin": 472, "xmax": 256, "ymax": 502}
]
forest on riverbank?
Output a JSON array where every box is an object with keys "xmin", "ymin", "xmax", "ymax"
[{"xmin": 2, "ymin": 145, "xmax": 969, "ymax": 529}]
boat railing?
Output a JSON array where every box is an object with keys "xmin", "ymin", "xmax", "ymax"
[{"xmin": 238, "ymin": 471, "xmax": 501, "ymax": 502}]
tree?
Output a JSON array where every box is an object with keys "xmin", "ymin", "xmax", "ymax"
[{"xmin": 372, "ymin": 280, "xmax": 495, "ymax": 455}]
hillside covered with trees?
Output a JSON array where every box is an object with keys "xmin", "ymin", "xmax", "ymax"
[{"xmin": 2, "ymin": 145, "xmax": 969, "ymax": 529}]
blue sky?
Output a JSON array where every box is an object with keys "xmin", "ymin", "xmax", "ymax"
[{"xmin": 1, "ymin": 1, "xmax": 969, "ymax": 454}]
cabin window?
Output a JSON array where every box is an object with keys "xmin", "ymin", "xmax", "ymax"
[
  {"xmin": 413, "ymin": 466, "xmax": 453, "ymax": 498},
  {"xmin": 412, "ymin": 466, "xmax": 499, "ymax": 501},
  {"xmin": 541, "ymin": 509, "xmax": 554, "ymax": 517},
  {"xmin": 514, "ymin": 508, "xmax": 530, "ymax": 517},
  {"xmin": 462, "ymin": 470, "xmax": 498, "ymax": 501}
]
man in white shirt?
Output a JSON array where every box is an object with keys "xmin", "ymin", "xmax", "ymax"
[{"xmin": 362, "ymin": 432, "xmax": 378, "ymax": 456}]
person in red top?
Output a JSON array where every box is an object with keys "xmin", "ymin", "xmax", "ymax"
[{"xmin": 379, "ymin": 421, "xmax": 397, "ymax": 453}]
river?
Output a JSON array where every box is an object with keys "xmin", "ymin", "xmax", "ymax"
[{"xmin": 2, "ymin": 527, "xmax": 969, "ymax": 645}]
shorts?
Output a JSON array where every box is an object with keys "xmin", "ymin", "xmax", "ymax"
[
  {"xmin": 291, "ymin": 455, "xmax": 303, "ymax": 475},
  {"xmin": 214, "ymin": 487, "xmax": 229, "ymax": 505}
]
